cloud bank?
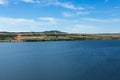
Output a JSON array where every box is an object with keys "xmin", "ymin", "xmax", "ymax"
[{"xmin": 0, "ymin": 0, "xmax": 7, "ymax": 5}]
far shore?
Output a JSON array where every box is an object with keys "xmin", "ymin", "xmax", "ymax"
[{"xmin": 1, "ymin": 31, "xmax": 120, "ymax": 42}]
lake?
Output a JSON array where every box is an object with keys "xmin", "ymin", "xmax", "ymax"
[{"xmin": 0, "ymin": 40, "xmax": 120, "ymax": 80}]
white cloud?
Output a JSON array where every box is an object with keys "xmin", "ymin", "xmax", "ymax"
[
  {"xmin": 67, "ymin": 24, "xmax": 95, "ymax": 33},
  {"xmin": 63, "ymin": 11, "xmax": 90, "ymax": 17},
  {"xmin": 39, "ymin": 17, "xmax": 58, "ymax": 24},
  {"xmin": 21, "ymin": 0, "xmax": 35, "ymax": 3},
  {"xmin": 21, "ymin": 0, "xmax": 84, "ymax": 10},
  {"xmin": 0, "ymin": 17, "xmax": 60, "ymax": 32},
  {"xmin": 0, "ymin": 0, "xmax": 89, "ymax": 17},
  {"xmin": 62, "ymin": 12, "xmax": 73, "ymax": 17},
  {"xmin": 76, "ymin": 11, "xmax": 90, "ymax": 15},
  {"xmin": 0, "ymin": 17, "xmax": 120, "ymax": 33},
  {"xmin": 83, "ymin": 18, "xmax": 120, "ymax": 23},
  {"xmin": 0, "ymin": 0, "xmax": 8, "ymax": 5},
  {"xmin": 55, "ymin": 1, "xmax": 84, "ymax": 10},
  {"xmin": 0, "ymin": 17, "xmax": 35, "ymax": 25}
]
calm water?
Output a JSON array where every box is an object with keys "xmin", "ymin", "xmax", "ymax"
[{"xmin": 0, "ymin": 40, "xmax": 120, "ymax": 80}]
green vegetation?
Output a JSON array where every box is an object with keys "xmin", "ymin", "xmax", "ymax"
[
  {"xmin": 0, "ymin": 31, "xmax": 120, "ymax": 42},
  {"xmin": 0, "ymin": 35, "xmax": 16, "ymax": 42}
]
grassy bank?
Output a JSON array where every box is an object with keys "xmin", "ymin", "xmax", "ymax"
[{"xmin": 0, "ymin": 31, "xmax": 120, "ymax": 42}]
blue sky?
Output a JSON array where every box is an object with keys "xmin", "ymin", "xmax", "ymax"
[{"xmin": 0, "ymin": 0, "xmax": 120, "ymax": 33}]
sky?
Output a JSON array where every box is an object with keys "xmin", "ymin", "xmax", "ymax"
[{"xmin": 0, "ymin": 0, "xmax": 120, "ymax": 33}]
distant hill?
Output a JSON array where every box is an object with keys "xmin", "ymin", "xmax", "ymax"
[
  {"xmin": 42, "ymin": 30, "xmax": 67, "ymax": 34},
  {"xmin": 0, "ymin": 30, "xmax": 67, "ymax": 35}
]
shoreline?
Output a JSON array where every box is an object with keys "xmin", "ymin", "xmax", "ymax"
[
  {"xmin": 0, "ymin": 39, "xmax": 120, "ymax": 43},
  {"xmin": 1, "ymin": 31, "xmax": 120, "ymax": 42}
]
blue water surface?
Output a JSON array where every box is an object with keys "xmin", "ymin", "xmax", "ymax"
[{"xmin": 0, "ymin": 40, "xmax": 120, "ymax": 80}]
